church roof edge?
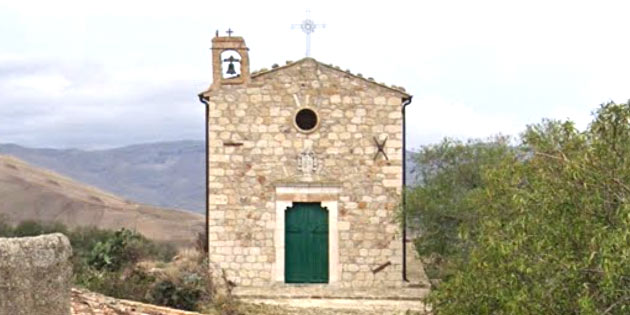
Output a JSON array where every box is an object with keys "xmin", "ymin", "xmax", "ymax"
[{"xmin": 251, "ymin": 57, "xmax": 411, "ymax": 97}]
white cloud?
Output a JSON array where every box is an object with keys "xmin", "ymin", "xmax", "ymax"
[
  {"xmin": 0, "ymin": 0, "xmax": 629, "ymax": 149},
  {"xmin": 2, "ymin": 73, "xmax": 72, "ymax": 98},
  {"xmin": 406, "ymin": 95, "xmax": 521, "ymax": 149}
]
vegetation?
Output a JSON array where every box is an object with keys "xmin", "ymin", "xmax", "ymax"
[
  {"xmin": 407, "ymin": 101, "xmax": 630, "ymax": 314},
  {"xmin": 406, "ymin": 135, "xmax": 513, "ymax": 279},
  {"xmin": 0, "ymin": 221, "xmax": 233, "ymax": 313}
]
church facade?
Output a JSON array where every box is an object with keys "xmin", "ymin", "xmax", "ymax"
[{"xmin": 198, "ymin": 34, "xmax": 411, "ymax": 288}]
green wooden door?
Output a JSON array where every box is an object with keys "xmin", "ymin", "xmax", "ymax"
[{"xmin": 285, "ymin": 202, "xmax": 329, "ymax": 283}]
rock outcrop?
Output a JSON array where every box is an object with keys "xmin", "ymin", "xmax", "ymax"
[{"xmin": 0, "ymin": 233, "xmax": 72, "ymax": 315}]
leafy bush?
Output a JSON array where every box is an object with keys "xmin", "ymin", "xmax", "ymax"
[
  {"xmin": 406, "ymin": 136, "xmax": 513, "ymax": 279},
  {"xmin": 138, "ymin": 239, "xmax": 178, "ymax": 263},
  {"xmin": 0, "ymin": 220, "xmax": 218, "ymax": 312},
  {"xmin": 411, "ymin": 102, "xmax": 630, "ymax": 314},
  {"xmin": 150, "ymin": 253, "xmax": 215, "ymax": 311},
  {"xmin": 151, "ymin": 279, "xmax": 203, "ymax": 311},
  {"xmin": 0, "ymin": 221, "xmax": 180, "ymax": 300},
  {"xmin": 87, "ymin": 228, "xmax": 144, "ymax": 271},
  {"xmin": 75, "ymin": 266, "xmax": 156, "ymax": 302}
]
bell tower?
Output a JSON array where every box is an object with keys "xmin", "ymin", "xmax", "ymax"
[{"xmin": 211, "ymin": 29, "xmax": 250, "ymax": 87}]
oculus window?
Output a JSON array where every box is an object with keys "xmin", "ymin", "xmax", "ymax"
[{"xmin": 294, "ymin": 108, "xmax": 319, "ymax": 133}]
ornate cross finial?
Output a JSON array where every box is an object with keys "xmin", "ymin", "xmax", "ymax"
[
  {"xmin": 226, "ymin": 28, "xmax": 234, "ymax": 37},
  {"xmin": 291, "ymin": 10, "xmax": 325, "ymax": 57}
]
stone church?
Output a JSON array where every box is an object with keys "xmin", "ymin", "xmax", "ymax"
[{"xmin": 198, "ymin": 33, "xmax": 412, "ymax": 288}]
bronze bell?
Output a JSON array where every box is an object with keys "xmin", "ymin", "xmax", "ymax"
[
  {"xmin": 226, "ymin": 61, "xmax": 236, "ymax": 75},
  {"xmin": 224, "ymin": 55, "xmax": 239, "ymax": 76}
]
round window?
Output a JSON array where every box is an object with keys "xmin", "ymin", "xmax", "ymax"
[{"xmin": 294, "ymin": 108, "xmax": 319, "ymax": 132}]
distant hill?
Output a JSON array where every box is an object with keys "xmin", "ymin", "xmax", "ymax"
[
  {"xmin": 0, "ymin": 155, "xmax": 204, "ymax": 245},
  {"xmin": 0, "ymin": 141, "xmax": 420, "ymax": 213},
  {"xmin": 0, "ymin": 141, "xmax": 205, "ymax": 213}
]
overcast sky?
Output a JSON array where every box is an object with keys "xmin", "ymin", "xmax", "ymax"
[{"xmin": 1, "ymin": 0, "xmax": 628, "ymax": 150}]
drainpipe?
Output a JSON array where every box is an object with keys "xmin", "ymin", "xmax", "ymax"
[
  {"xmin": 198, "ymin": 93, "xmax": 210, "ymax": 254},
  {"xmin": 401, "ymin": 95, "xmax": 413, "ymax": 282}
]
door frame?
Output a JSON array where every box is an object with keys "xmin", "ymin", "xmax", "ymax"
[{"xmin": 273, "ymin": 184, "xmax": 340, "ymax": 284}]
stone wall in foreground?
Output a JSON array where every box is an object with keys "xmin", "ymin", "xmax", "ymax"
[{"xmin": 0, "ymin": 233, "xmax": 73, "ymax": 315}]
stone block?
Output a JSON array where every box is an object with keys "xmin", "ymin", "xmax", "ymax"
[
  {"xmin": 385, "ymin": 125, "xmax": 400, "ymax": 133},
  {"xmin": 246, "ymin": 88, "xmax": 260, "ymax": 94},
  {"xmin": 0, "ymin": 234, "xmax": 72, "ymax": 315},
  {"xmin": 209, "ymin": 195, "xmax": 228, "ymax": 205},
  {"xmin": 209, "ymin": 210, "xmax": 225, "ymax": 219},
  {"xmin": 209, "ymin": 168, "xmax": 225, "ymax": 176},
  {"xmin": 338, "ymin": 221, "xmax": 350, "ymax": 231},
  {"xmin": 347, "ymin": 264, "xmax": 359, "ymax": 272},
  {"xmin": 388, "ymin": 97, "xmax": 401, "ymax": 106},
  {"xmin": 382, "ymin": 166, "xmax": 400, "ymax": 174},
  {"xmin": 383, "ymin": 179, "xmax": 400, "ymax": 188}
]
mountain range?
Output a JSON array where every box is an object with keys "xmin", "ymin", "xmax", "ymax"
[
  {"xmin": 0, "ymin": 141, "xmax": 205, "ymax": 212},
  {"xmin": 0, "ymin": 141, "xmax": 419, "ymax": 213},
  {"xmin": 0, "ymin": 154, "xmax": 204, "ymax": 245}
]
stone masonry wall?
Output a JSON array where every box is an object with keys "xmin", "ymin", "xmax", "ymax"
[
  {"xmin": 0, "ymin": 233, "xmax": 73, "ymax": 315},
  {"xmin": 204, "ymin": 58, "xmax": 406, "ymax": 288}
]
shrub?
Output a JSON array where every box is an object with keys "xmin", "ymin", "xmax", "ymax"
[
  {"xmin": 85, "ymin": 228, "xmax": 176, "ymax": 272},
  {"xmin": 0, "ymin": 220, "xmax": 216, "ymax": 313},
  {"xmin": 75, "ymin": 266, "xmax": 156, "ymax": 302},
  {"xmin": 406, "ymin": 136, "xmax": 513, "ymax": 279},
  {"xmin": 151, "ymin": 279, "xmax": 203, "ymax": 311},
  {"xmin": 135, "ymin": 239, "xmax": 177, "ymax": 263},
  {"xmin": 416, "ymin": 102, "xmax": 630, "ymax": 314},
  {"xmin": 87, "ymin": 228, "xmax": 143, "ymax": 271},
  {"xmin": 150, "ymin": 253, "xmax": 214, "ymax": 311},
  {"xmin": 196, "ymin": 231, "xmax": 208, "ymax": 254},
  {"xmin": 0, "ymin": 215, "xmax": 12, "ymax": 237},
  {"xmin": 12, "ymin": 220, "xmax": 68, "ymax": 237}
]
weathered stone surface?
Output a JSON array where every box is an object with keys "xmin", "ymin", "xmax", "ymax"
[
  {"xmin": 0, "ymin": 233, "xmax": 72, "ymax": 315},
  {"xmin": 71, "ymin": 288, "xmax": 202, "ymax": 315},
  {"xmin": 201, "ymin": 35, "xmax": 411, "ymax": 289}
]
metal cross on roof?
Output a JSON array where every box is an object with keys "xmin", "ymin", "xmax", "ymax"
[
  {"xmin": 291, "ymin": 10, "xmax": 325, "ymax": 57},
  {"xmin": 226, "ymin": 28, "xmax": 234, "ymax": 37}
]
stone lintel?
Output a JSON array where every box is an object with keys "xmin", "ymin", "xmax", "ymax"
[{"xmin": 276, "ymin": 193, "xmax": 337, "ymax": 202}]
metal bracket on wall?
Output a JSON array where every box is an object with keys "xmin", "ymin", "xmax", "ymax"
[
  {"xmin": 373, "ymin": 136, "xmax": 389, "ymax": 160},
  {"xmin": 372, "ymin": 261, "xmax": 392, "ymax": 274}
]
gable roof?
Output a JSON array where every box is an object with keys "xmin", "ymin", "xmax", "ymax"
[{"xmin": 250, "ymin": 57, "xmax": 411, "ymax": 97}]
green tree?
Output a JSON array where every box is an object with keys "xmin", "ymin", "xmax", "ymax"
[
  {"xmin": 418, "ymin": 102, "xmax": 630, "ymax": 314},
  {"xmin": 406, "ymin": 136, "xmax": 513, "ymax": 279}
]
